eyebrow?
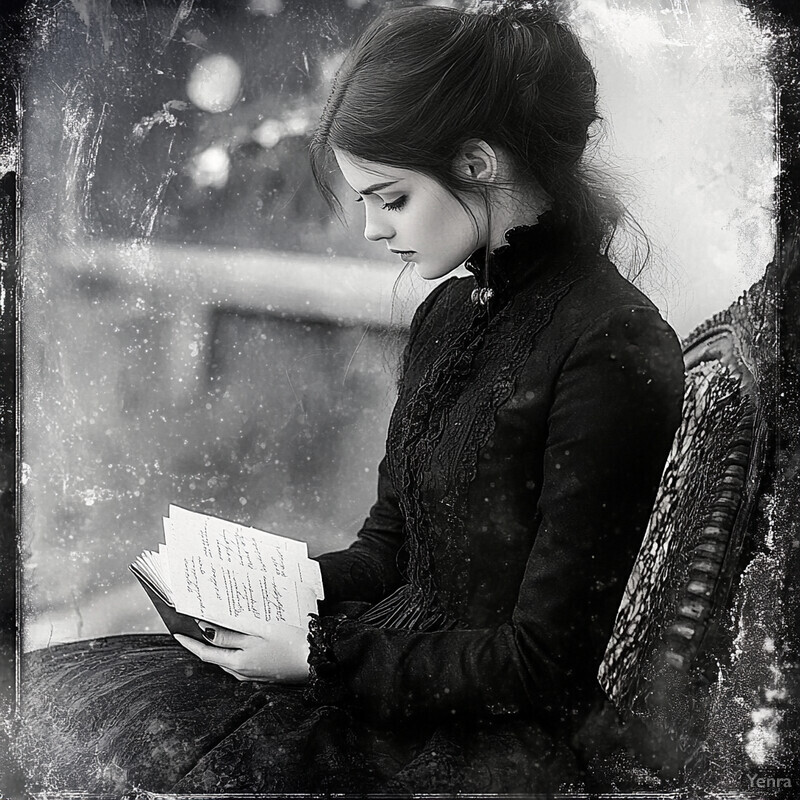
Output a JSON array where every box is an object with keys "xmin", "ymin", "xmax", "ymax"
[{"xmin": 357, "ymin": 180, "xmax": 399, "ymax": 196}]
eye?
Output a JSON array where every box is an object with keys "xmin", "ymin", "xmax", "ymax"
[{"xmin": 382, "ymin": 195, "xmax": 407, "ymax": 212}]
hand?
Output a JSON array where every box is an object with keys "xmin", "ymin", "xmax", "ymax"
[{"xmin": 173, "ymin": 621, "xmax": 311, "ymax": 684}]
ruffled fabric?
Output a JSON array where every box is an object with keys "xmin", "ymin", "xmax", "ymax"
[
  {"xmin": 355, "ymin": 582, "xmax": 464, "ymax": 630},
  {"xmin": 305, "ymin": 612, "xmax": 349, "ymax": 706},
  {"xmin": 463, "ymin": 208, "xmax": 572, "ymax": 306},
  {"xmin": 304, "ymin": 587, "xmax": 464, "ymax": 711}
]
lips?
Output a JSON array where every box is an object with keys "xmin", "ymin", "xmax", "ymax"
[{"xmin": 390, "ymin": 249, "xmax": 416, "ymax": 262}]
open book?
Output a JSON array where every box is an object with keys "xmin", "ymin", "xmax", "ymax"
[{"xmin": 130, "ymin": 505, "xmax": 324, "ymax": 643}]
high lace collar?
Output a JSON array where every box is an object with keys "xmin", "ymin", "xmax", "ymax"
[{"xmin": 463, "ymin": 209, "xmax": 571, "ymax": 306}]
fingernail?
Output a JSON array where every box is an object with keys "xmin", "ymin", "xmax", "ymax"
[{"xmin": 202, "ymin": 628, "xmax": 216, "ymax": 641}]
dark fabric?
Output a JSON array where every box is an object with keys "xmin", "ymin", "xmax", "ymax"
[
  {"xmin": 20, "ymin": 634, "xmax": 583, "ymax": 794},
  {"xmin": 19, "ymin": 220, "xmax": 685, "ymax": 794},
  {"xmin": 312, "ymin": 219, "xmax": 685, "ymax": 731}
]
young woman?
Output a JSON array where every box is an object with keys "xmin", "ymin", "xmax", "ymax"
[{"xmin": 22, "ymin": 3, "xmax": 685, "ymax": 793}]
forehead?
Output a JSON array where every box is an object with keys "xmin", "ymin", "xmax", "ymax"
[{"xmin": 333, "ymin": 149, "xmax": 421, "ymax": 191}]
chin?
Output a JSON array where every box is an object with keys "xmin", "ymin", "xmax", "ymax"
[{"xmin": 413, "ymin": 262, "xmax": 458, "ymax": 281}]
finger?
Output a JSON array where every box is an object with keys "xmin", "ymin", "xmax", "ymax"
[
  {"xmin": 173, "ymin": 634, "xmax": 240, "ymax": 669},
  {"xmin": 220, "ymin": 666, "xmax": 250, "ymax": 682},
  {"xmin": 194, "ymin": 621, "xmax": 253, "ymax": 650}
]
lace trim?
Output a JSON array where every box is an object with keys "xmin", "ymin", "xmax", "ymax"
[
  {"xmin": 434, "ymin": 270, "xmax": 584, "ymax": 617},
  {"xmin": 388, "ymin": 301, "xmax": 488, "ymax": 610},
  {"xmin": 463, "ymin": 209, "xmax": 571, "ymax": 304},
  {"xmin": 387, "ymin": 233, "xmax": 596, "ymax": 617},
  {"xmin": 304, "ymin": 613, "xmax": 349, "ymax": 706}
]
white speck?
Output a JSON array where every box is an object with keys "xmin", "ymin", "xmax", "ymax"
[{"xmin": 745, "ymin": 706, "xmax": 782, "ymax": 766}]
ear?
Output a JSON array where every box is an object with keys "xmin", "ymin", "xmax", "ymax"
[{"xmin": 454, "ymin": 138, "xmax": 499, "ymax": 183}]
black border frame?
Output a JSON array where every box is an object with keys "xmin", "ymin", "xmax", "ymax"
[{"xmin": 1, "ymin": 0, "xmax": 798, "ymax": 797}]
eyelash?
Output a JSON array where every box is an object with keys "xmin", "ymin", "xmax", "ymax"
[
  {"xmin": 382, "ymin": 196, "xmax": 406, "ymax": 212},
  {"xmin": 355, "ymin": 195, "xmax": 407, "ymax": 212}
]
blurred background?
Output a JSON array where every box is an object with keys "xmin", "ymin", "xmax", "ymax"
[{"xmin": 20, "ymin": 0, "xmax": 775, "ymax": 650}]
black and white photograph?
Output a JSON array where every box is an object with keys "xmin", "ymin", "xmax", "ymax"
[{"xmin": 1, "ymin": 0, "xmax": 798, "ymax": 796}]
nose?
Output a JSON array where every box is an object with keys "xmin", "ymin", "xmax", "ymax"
[{"xmin": 363, "ymin": 207, "xmax": 394, "ymax": 242}]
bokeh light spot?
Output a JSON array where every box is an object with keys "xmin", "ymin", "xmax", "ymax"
[
  {"xmin": 191, "ymin": 145, "xmax": 231, "ymax": 189},
  {"xmin": 253, "ymin": 118, "xmax": 286, "ymax": 149},
  {"xmin": 186, "ymin": 53, "xmax": 242, "ymax": 113}
]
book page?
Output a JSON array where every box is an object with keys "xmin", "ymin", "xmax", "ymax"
[
  {"xmin": 168, "ymin": 504, "xmax": 307, "ymax": 557},
  {"xmin": 162, "ymin": 514, "xmax": 322, "ymax": 635},
  {"xmin": 167, "ymin": 505, "xmax": 323, "ymax": 599},
  {"xmin": 130, "ymin": 548, "xmax": 172, "ymax": 604}
]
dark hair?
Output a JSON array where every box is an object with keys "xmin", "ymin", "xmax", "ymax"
[{"xmin": 310, "ymin": 1, "xmax": 646, "ymax": 273}]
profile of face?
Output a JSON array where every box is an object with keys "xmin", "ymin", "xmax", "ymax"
[{"xmin": 333, "ymin": 148, "xmax": 487, "ymax": 280}]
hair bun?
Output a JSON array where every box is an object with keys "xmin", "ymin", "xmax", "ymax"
[{"xmin": 465, "ymin": 0, "xmax": 597, "ymax": 146}]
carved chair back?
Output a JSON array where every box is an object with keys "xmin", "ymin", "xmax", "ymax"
[{"xmin": 598, "ymin": 288, "xmax": 769, "ymax": 728}]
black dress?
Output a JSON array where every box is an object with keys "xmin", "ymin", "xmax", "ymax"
[{"xmin": 19, "ymin": 216, "xmax": 685, "ymax": 794}]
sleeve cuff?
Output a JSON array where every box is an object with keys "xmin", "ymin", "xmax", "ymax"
[{"xmin": 304, "ymin": 613, "xmax": 350, "ymax": 706}]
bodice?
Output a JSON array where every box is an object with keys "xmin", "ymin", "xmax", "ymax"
[{"xmin": 362, "ymin": 214, "xmax": 601, "ymax": 626}]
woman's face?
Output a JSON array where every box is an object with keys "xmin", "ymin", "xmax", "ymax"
[{"xmin": 333, "ymin": 149, "xmax": 486, "ymax": 280}]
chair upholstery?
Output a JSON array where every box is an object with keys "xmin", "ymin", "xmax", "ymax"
[{"xmin": 597, "ymin": 285, "xmax": 770, "ymax": 742}]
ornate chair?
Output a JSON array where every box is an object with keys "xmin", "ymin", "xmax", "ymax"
[{"xmin": 586, "ymin": 270, "xmax": 774, "ymax": 787}]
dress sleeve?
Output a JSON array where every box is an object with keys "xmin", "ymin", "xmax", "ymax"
[
  {"xmin": 306, "ymin": 304, "xmax": 685, "ymax": 726},
  {"xmin": 312, "ymin": 279, "xmax": 454, "ymax": 611}
]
